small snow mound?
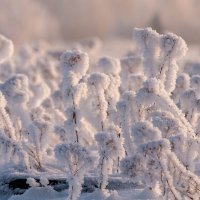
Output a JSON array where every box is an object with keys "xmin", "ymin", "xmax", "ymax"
[
  {"xmin": 8, "ymin": 187, "xmax": 63, "ymax": 200},
  {"xmin": 26, "ymin": 178, "xmax": 40, "ymax": 187}
]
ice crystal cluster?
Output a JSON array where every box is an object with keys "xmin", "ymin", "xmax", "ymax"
[{"xmin": 1, "ymin": 28, "xmax": 200, "ymax": 200}]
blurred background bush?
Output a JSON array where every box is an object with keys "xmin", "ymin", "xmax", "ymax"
[{"xmin": 0, "ymin": 0, "xmax": 200, "ymax": 45}]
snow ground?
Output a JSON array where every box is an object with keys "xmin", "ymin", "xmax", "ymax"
[{"xmin": 7, "ymin": 186, "xmax": 156, "ymax": 200}]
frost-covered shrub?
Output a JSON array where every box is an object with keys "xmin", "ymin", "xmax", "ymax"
[
  {"xmin": 0, "ymin": 92, "xmax": 29, "ymax": 168},
  {"xmin": 121, "ymin": 138, "xmax": 200, "ymax": 199},
  {"xmin": 0, "ymin": 74, "xmax": 31, "ymax": 128},
  {"xmin": 59, "ymin": 50, "xmax": 94, "ymax": 145},
  {"xmin": 95, "ymin": 131, "xmax": 124, "ymax": 190},
  {"xmin": 55, "ymin": 143, "xmax": 96, "ymax": 200},
  {"xmin": 120, "ymin": 27, "xmax": 200, "ymax": 199},
  {"xmin": 26, "ymin": 119, "xmax": 52, "ymax": 169},
  {"xmin": 135, "ymin": 78, "xmax": 195, "ymax": 137},
  {"xmin": 1, "ymin": 26, "xmax": 200, "ymax": 200},
  {"xmin": 133, "ymin": 27, "xmax": 187, "ymax": 93}
]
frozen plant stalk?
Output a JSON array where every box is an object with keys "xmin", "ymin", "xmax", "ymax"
[
  {"xmin": 60, "ymin": 50, "xmax": 89, "ymax": 143},
  {"xmin": 88, "ymin": 72, "xmax": 110, "ymax": 131},
  {"xmin": 117, "ymin": 91, "xmax": 136, "ymax": 155}
]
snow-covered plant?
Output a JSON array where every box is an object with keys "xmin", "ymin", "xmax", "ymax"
[
  {"xmin": 87, "ymin": 72, "xmax": 110, "ymax": 131},
  {"xmin": 135, "ymin": 78, "xmax": 195, "ymax": 137},
  {"xmin": 96, "ymin": 57, "xmax": 121, "ymax": 123},
  {"xmin": 171, "ymin": 73, "xmax": 190, "ymax": 104},
  {"xmin": 160, "ymin": 32, "xmax": 187, "ymax": 93},
  {"xmin": 26, "ymin": 119, "xmax": 52, "ymax": 169},
  {"xmin": 133, "ymin": 27, "xmax": 160, "ymax": 79},
  {"xmin": 107, "ymin": 124, "xmax": 125, "ymax": 173},
  {"xmin": 59, "ymin": 50, "xmax": 93, "ymax": 144},
  {"xmin": 0, "ymin": 92, "xmax": 16, "ymax": 140},
  {"xmin": 0, "ymin": 92, "xmax": 29, "ymax": 168},
  {"xmin": 121, "ymin": 138, "xmax": 200, "ymax": 199},
  {"xmin": 120, "ymin": 55, "xmax": 143, "ymax": 92},
  {"xmin": 1, "ymin": 25, "xmax": 200, "ymax": 200},
  {"xmin": 95, "ymin": 131, "xmax": 124, "ymax": 190},
  {"xmin": 0, "ymin": 74, "xmax": 31, "ymax": 129},
  {"xmin": 179, "ymin": 89, "xmax": 200, "ymax": 126},
  {"xmin": 60, "ymin": 49, "xmax": 89, "ymax": 82},
  {"xmin": 131, "ymin": 121, "xmax": 162, "ymax": 145},
  {"xmin": 133, "ymin": 27, "xmax": 187, "ymax": 93},
  {"xmin": 151, "ymin": 111, "xmax": 186, "ymax": 138},
  {"xmin": 119, "ymin": 27, "xmax": 200, "ymax": 199},
  {"xmin": 116, "ymin": 91, "xmax": 136, "ymax": 155},
  {"xmin": 132, "ymin": 120, "xmax": 198, "ymax": 172},
  {"xmin": 169, "ymin": 134, "xmax": 200, "ymax": 171},
  {"xmin": 55, "ymin": 143, "xmax": 96, "ymax": 200},
  {"xmin": 134, "ymin": 78, "xmax": 163, "ymax": 121}
]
